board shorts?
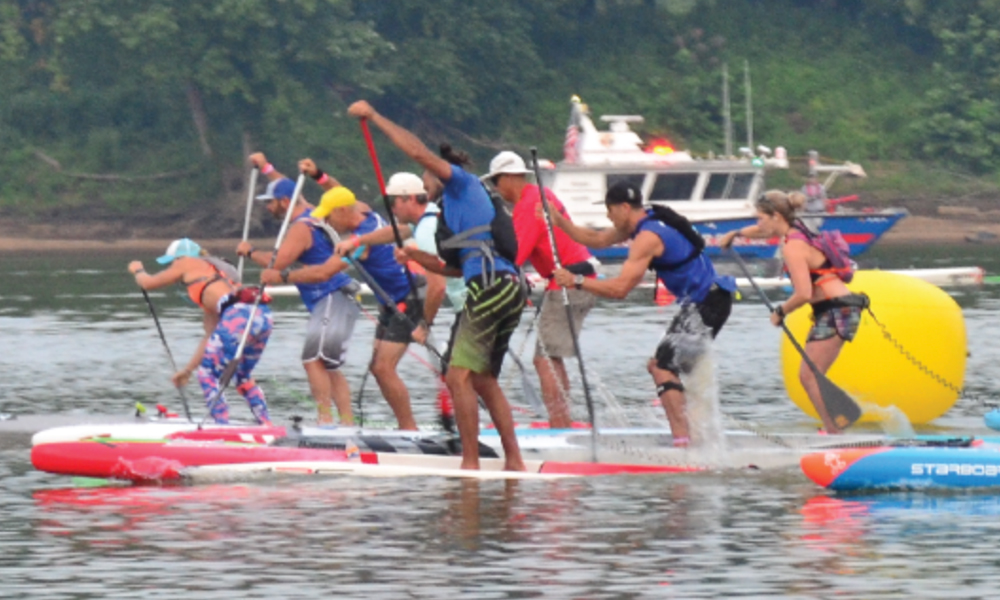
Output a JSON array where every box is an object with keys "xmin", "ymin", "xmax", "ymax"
[
  {"xmin": 808, "ymin": 294, "xmax": 869, "ymax": 342},
  {"xmin": 654, "ymin": 285, "xmax": 733, "ymax": 375},
  {"xmin": 448, "ymin": 271, "xmax": 526, "ymax": 377},
  {"xmin": 302, "ymin": 288, "xmax": 360, "ymax": 370},
  {"xmin": 198, "ymin": 302, "xmax": 272, "ymax": 425},
  {"xmin": 535, "ymin": 288, "xmax": 596, "ymax": 358}
]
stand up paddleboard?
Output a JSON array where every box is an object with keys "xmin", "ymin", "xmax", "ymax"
[{"xmin": 800, "ymin": 437, "xmax": 1000, "ymax": 491}]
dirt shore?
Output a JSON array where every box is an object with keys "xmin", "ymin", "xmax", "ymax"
[{"xmin": 0, "ymin": 213, "xmax": 998, "ymax": 254}]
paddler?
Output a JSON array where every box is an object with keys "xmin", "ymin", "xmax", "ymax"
[
  {"xmin": 237, "ymin": 153, "xmax": 361, "ymax": 426},
  {"xmin": 484, "ymin": 150, "xmax": 598, "ymax": 429},
  {"xmin": 262, "ymin": 162, "xmax": 427, "ymax": 431},
  {"xmin": 129, "ymin": 239, "xmax": 273, "ymax": 425},
  {"xmin": 346, "ymin": 99, "xmax": 526, "ymax": 471},
  {"xmin": 720, "ymin": 190, "xmax": 868, "ymax": 433},
  {"xmin": 333, "ymin": 171, "xmax": 467, "ymax": 332},
  {"xmin": 549, "ymin": 182, "xmax": 736, "ymax": 447}
]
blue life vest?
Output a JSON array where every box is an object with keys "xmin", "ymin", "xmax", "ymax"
[
  {"xmin": 293, "ymin": 214, "xmax": 353, "ymax": 312},
  {"xmin": 633, "ymin": 210, "xmax": 735, "ymax": 303},
  {"xmin": 355, "ymin": 211, "xmax": 412, "ymax": 305}
]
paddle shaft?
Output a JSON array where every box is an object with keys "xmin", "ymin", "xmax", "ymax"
[
  {"xmin": 140, "ymin": 289, "xmax": 194, "ymax": 422},
  {"xmin": 359, "ymin": 118, "xmax": 422, "ymax": 311},
  {"xmin": 729, "ymin": 250, "xmax": 861, "ymax": 429},
  {"xmin": 322, "ymin": 222, "xmax": 456, "ymax": 432},
  {"xmin": 530, "ymin": 147, "xmax": 597, "ymax": 460},
  {"xmin": 237, "ymin": 167, "xmax": 259, "ymax": 280},
  {"xmin": 201, "ymin": 174, "xmax": 307, "ymax": 426}
]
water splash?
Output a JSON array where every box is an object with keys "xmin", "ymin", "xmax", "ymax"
[{"xmin": 858, "ymin": 401, "xmax": 916, "ymax": 438}]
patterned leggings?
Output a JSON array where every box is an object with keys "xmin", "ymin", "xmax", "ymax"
[{"xmin": 197, "ymin": 303, "xmax": 273, "ymax": 424}]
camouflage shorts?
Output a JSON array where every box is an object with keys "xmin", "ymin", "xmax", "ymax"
[{"xmin": 807, "ymin": 299, "xmax": 864, "ymax": 342}]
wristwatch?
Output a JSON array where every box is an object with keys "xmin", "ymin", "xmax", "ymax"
[
  {"xmin": 280, "ymin": 267, "xmax": 291, "ymax": 284},
  {"xmin": 573, "ymin": 274, "xmax": 585, "ymax": 290},
  {"xmin": 773, "ymin": 304, "xmax": 786, "ymax": 320}
]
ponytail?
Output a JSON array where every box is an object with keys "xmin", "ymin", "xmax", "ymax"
[{"xmin": 439, "ymin": 143, "xmax": 471, "ymax": 167}]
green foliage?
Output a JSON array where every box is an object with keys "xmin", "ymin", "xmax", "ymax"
[{"xmin": 2, "ymin": 0, "xmax": 1000, "ymax": 220}]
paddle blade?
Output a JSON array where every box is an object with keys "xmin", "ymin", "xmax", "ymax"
[
  {"xmin": 816, "ymin": 373, "xmax": 862, "ymax": 429},
  {"xmin": 437, "ymin": 385, "xmax": 455, "ymax": 433}
]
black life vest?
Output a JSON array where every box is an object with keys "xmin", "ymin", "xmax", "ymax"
[{"xmin": 435, "ymin": 187, "xmax": 519, "ymax": 272}]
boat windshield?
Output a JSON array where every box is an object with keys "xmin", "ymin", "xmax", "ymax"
[
  {"xmin": 606, "ymin": 173, "xmax": 645, "ymax": 190},
  {"xmin": 649, "ymin": 173, "xmax": 698, "ymax": 202},
  {"xmin": 703, "ymin": 173, "xmax": 755, "ymax": 201}
]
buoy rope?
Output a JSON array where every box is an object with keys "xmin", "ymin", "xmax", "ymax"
[{"xmin": 864, "ymin": 307, "xmax": 966, "ymax": 398}]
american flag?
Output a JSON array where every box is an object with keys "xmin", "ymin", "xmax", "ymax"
[{"xmin": 563, "ymin": 96, "xmax": 582, "ymax": 163}]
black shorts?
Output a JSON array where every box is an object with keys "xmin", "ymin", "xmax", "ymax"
[
  {"xmin": 654, "ymin": 286, "xmax": 733, "ymax": 374},
  {"xmin": 375, "ymin": 296, "xmax": 426, "ymax": 344}
]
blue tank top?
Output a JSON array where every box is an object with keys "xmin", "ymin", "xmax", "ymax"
[
  {"xmin": 293, "ymin": 214, "xmax": 353, "ymax": 312},
  {"xmin": 442, "ymin": 164, "xmax": 517, "ymax": 282},
  {"xmin": 633, "ymin": 211, "xmax": 736, "ymax": 303},
  {"xmin": 355, "ymin": 211, "xmax": 411, "ymax": 305}
]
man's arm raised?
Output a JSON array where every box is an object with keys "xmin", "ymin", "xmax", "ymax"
[
  {"xmin": 348, "ymin": 101, "xmax": 452, "ymax": 182},
  {"xmin": 249, "ymin": 152, "xmax": 287, "ymax": 182},
  {"xmin": 299, "ymin": 158, "xmax": 343, "ymax": 191}
]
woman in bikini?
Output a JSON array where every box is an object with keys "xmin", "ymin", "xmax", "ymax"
[
  {"xmin": 721, "ymin": 191, "xmax": 868, "ymax": 433},
  {"xmin": 129, "ymin": 238, "xmax": 273, "ymax": 425}
]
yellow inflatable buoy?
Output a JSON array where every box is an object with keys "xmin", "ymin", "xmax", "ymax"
[{"xmin": 780, "ymin": 271, "xmax": 966, "ymax": 424}]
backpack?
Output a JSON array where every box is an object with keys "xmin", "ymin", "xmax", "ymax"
[
  {"xmin": 641, "ymin": 203, "xmax": 705, "ymax": 271},
  {"xmin": 789, "ymin": 220, "xmax": 856, "ymax": 283},
  {"xmin": 435, "ymin": 186, "xmax": 519, "ymax": 271}
]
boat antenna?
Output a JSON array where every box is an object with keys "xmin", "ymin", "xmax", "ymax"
[
  {"xmin": 722, "ymin": 63, "xmax": 732, "ymax": 157},
  {"xmin": 744, "ymin": 60, "xmax": 753, "ymax": 152}
]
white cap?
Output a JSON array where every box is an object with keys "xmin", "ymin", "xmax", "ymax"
[
  {"xmin": 482, "ymin": 151, "xmax": 531, "ymax": 181},
  {"xmin": 385, "ymin": 172, "xmax": 427, "ymax": 196}
]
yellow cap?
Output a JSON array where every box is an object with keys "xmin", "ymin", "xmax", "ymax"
[{"xmin": 311, "ymin": 186, "xmax": 357, "ymax": 218}]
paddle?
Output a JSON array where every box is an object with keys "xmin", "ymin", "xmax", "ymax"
[
  {"xmin": 729, "ymin": 250, "xmax": 862, "ymax": 430},
  {"xmin": 139, "ymin": 289, "xmax": 194, "ymax": 422},
  {"xmin": 530, "ymin": 147, "xmax": 598, "ymax": 460},
  {"xmin": 359, "ymin": 118, "xmax": 423, "ymax": 312},
  {"xmin": 237, "ymin": 166, "xmax": 259, "ymax": 281},
  {"xmin": 321, "ymin": 222, "xmax": 456, "ymax": 432},
  {"xmin": 201, "ymin": 174, "xmax": 307, "ymax": 427},
  {"xmin": 359, "ymin": 118, "xmax": 462, "ymax": 432}
]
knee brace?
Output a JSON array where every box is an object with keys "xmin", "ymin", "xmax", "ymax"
[{"xmin": 656, "ymin": 381, "xmax": 685, "ymax": 396}]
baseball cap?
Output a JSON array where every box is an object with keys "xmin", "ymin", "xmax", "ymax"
[
  {"xmin": 311, "ymin": 186, "xmax": 357, "ymax": 219},
  {"xmin": 600, "ymin": 181, "xmax": 644, "ymax": 206},
  {"xmin": 481, "ymin": 151, "xmax": 531, "ymax": 181},
  {"xmin": 255, "ymin": 178, "xmax": 296, "ymax": 202},
  {"xmin": 385, "ymin": 172, "xmax": 427, "ymax": 196},
  {"xmin": 156, "ymin": 238, "xmax": 202, "ymax": 265}
]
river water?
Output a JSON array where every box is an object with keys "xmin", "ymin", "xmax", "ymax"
[{"xmin": 2, "ymin": 244, "xmax": 1000, "ymax": 598}]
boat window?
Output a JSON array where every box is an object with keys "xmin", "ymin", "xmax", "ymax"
[
  {"xmin": 606, "ymin": 174, "xmax": 646, "ymax": 193},
  {"xmin": 704, "ymin": 173, "xmax": 755, "ymax": 200},
  {"xmin": 648, "ymin": 174, "xmax": 698, "ymax": 201}
]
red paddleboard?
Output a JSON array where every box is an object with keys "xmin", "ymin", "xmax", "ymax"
[{"xmin": 31, "ymin": 439, "xmax": 348, "ymax": 483}]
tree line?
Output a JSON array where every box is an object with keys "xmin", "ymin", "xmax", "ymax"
[{"xmin": 0, "ymin": 0, "xmax": 997, "ymax": 222}]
